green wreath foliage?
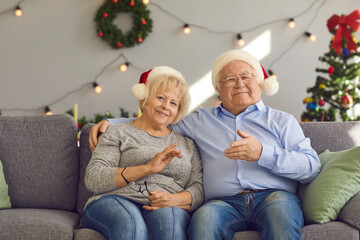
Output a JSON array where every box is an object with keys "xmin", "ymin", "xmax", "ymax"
[{"xmin": 95, "ymin": 0, "xmax": 153, "ymax": 49}]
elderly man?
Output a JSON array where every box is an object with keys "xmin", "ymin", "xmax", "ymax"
[{"xmin": 89, "ymin": 50, "xmax": 321, "ymax": 240}]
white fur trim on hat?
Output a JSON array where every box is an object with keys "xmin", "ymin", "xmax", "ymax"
[
  {"xmin": 131, "ymin": 83, "xmax": 147, "ymax": 100},
  {"xmin": 261, "ymin": 76, "xmax": 279, "ymax": 96},
  {"xmin": 131, "ymin": 66, "xmax": 186, "ymax": 100},
  {"xmin": 212, "ymin": 50, "xmax": 278, "ymax": 95}
]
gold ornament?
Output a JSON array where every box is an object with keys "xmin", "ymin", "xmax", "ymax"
[
  {"xmin": 319, "ymin": 83, "xmax": 326, "ymax": 89},
  {"xmin": 303, "ymin": 97, "xmax": 313, "ymax": 104}
]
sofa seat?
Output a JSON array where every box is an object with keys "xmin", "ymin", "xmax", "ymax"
[
  {"xmin": 233, "ymin": 221, "xmax": 359, "ymax": 240},
  {"xmin": 74, "ymin": 228, "xmax": 107, "ymax": 240},
  {"xmin": 0, "ymin": 208, "xmax": 79, "ymax": 240}
]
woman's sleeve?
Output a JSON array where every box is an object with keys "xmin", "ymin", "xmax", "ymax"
[{"xmin": 85, "ymin": 128, "xmax": 121, "ymax": 194}]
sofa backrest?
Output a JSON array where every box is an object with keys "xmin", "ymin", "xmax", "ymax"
[
  {"xmin": 77, "ymin": 123, "xmax": 95, "ymax": 214},
  {"xmin": 300, "ymin": 121, "xmax": 360, "ymax": 153},
  {"xmin": 0, "ymin": 114, "xmax": 79, "ymax": 211}
]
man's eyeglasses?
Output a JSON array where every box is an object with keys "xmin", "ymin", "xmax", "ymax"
[
  {"xmin": 219, "ymin": 73, "xmax": 256, "ymax": 88},
  {"xmin": 128, "ymin": 181, "xmax": 151, "ymax": 197}
]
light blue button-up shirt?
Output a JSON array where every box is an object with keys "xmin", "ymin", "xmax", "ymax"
[{"xmin": 109, "ymin": 100, "xmax": 321, "ymax": 201}]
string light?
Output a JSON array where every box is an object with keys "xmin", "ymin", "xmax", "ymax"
[
  {"xmin": 120, "ymin": 62, "xmax": 130, "ymax": 72},
  {"xmin": 288, "ymin": 18, "xmax": 296, "ymax": 28},
  {"xmin": 236, "ymin": 33, "xmax": 245, "ymax": 47},
  {"xmin": 14, "ymin": 6, "xmax": 23, "ymax": 17},
  {"xmin": 305, "ymin": 31, "xmax": 317, "ymax": 42},
  {"xmin": 268, "ymin": 70, "xmax": 277, "ymax": 80},
  {"xmin": 0, "ymin": 0, "xmax": 328, "ymax": 115},
  {"xmin": 93, "ymin": 82, "xmax": 102, "ymax": 93},
  {"xmin": 44, "ymin": 106, "xmax": 52, "ymax": 115},
  {"xmin": 183, "ymin": 24, "xmax": 191, "ymax": 34}
]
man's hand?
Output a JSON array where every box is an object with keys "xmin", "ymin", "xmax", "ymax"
[
  {"xmin": 224, "ymin": 129, "xmax": 263, "ymax": 162},
  {"xmin": 89, "ymin": 120, "xmax": 110, "ymax": 151}
]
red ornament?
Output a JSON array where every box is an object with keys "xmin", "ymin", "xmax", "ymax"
[
  {"xmin": 137, "ymin": 37, "xmax": 143, "ymax": 43},
  {"xmin": 328, "ymin": 66, "xmax": 334, "ymax": 74},
  {"xmin": 141, "ymin": 18, "xmax": 147, "ymax": 25},
  {"xmin": 112, "ymin": 0, "xmax": 118, "ymax": 2},
  {"xmin": 77, "ymin": 122, "xmax": 82, "ymax": 129},
  {"xmin": 103, "ymin": 13, "xmax": 108, "ymax": 18},
  {"xmin": 327, "ymin": 10, "xmax": 360, "ymax": 55},
  {"xmin": 117, "ymin": 42, "xmax": 122, "ymax": 48},
  {"xmin": 98, "ymin": 32, "xmax": 103, "ymax": 37},
  {"xmin": 130, "ymin": 1, "xmax": 135, "ymax": 6},
  {"xmin": 340, "ymin": 94, "xmax": 354, "ymax": 108},
  {"xmin": 318, "ymin": 99, "xmax": 326, "ymax": 106}
]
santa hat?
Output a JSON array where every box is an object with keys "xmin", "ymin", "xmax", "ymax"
[
  {"xmin": 211, "ymin": 50, "xmax": 279, "ymax": 95},
  {"xmin": 131, "ymin": 66, "xmax": 186, "ymax": 100}
]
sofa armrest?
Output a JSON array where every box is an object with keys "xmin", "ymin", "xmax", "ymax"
[{"xmin": 338, "ymin": 191, "xmax": 360, "ymax": 230}]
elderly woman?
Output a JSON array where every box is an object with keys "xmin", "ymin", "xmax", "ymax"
[{"xmin": 82, "ymin": 66, "xmax": 203, "ymax": 240}]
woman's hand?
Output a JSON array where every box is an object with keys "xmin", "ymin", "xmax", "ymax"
[
  {"xmin": 143, "ymin": 191, "xmax": 192, "ymax": 211},
  {"xmin": 146, "ymin": 143, "xmax": 182, "ymax": 174}
]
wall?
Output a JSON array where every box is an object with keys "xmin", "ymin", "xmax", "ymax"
[{"xmin": 0, "ymin": 0, "xmax": 359, "ymax": 121}]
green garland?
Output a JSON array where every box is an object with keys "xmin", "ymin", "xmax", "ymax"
[{"xmin": 95, "ymin": 0, "xmax": 153, "ymax": 49}]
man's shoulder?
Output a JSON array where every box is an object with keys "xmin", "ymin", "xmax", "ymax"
[{"xmin": 265, "ymin": 106, "xmax": 294, "ymax": 121}]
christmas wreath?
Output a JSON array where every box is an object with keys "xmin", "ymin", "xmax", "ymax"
[{"xmin": 95, "ymin": 0, "xmax": 153, "ymax": 49}]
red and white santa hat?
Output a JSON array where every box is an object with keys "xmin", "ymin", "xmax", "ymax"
[
  {"xmin": 131, "ymin": 66, "xmax": 186, "ymax": 100},
  {"xmin": 212, "ymin": 50, "xmax": 279, "ymax": 95}
]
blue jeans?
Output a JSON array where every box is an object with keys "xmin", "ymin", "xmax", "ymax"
[
  {"xmin": 82, "ymin": 195, "xmax": 190, "ymax": 240},
  {"xmin": 189, "ymin": 190, "xmax": 303, "ymax": 240}
]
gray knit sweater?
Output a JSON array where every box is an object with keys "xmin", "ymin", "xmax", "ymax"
[{"xmin": 85, "ymin": 122, "xmax": 203, "ymax": 212}]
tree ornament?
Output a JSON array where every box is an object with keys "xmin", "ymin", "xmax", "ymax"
[
  {"xmin": 318, "ymin": 99, "xmax": 326, "ymax": 106},
  {"xmin": 326, "ymin": 9, "xmax": 360, "ymax": 55},
  {"xmin": 306, "ymin": 102, "xmax": 318, "ymax": 111},
  {"xmin": 328, "ymin": 66, "xmax": 334, "ymax": 74},
  {"xmin": 303, "ymin": 97, "xmax": 313, "ymax": 104},
  {"xmin": 319, "ymin": 83, "xmax": 326, "ymax": 89},
  {"xmin": 95, "ymin": 0, "xmax": 153, "ymax": 49},
  {"xmin": 343, "ymin": 48, "xmax": 350, "ymax": 56},
  {"xmin": 340, "ymin": 95, "xmax": 354, "ymax": 108}
]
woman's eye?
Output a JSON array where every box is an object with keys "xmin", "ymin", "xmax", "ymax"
[
  {"xmin": 171, "ymin": 102, "xmax": 177, "ymax": 107},
  {"xmin": 157, "ymin": 96, "xmax": 164, "ymax": 100}
]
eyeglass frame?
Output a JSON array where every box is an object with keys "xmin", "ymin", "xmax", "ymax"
[
  {"xmin": 218, "ymin": 72, "xmax": 257, "ymax": 88},
  {"xmin": 128, "ymin": 181, "xmax": 152, "ymax": 197}
]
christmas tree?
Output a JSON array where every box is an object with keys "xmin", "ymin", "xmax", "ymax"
[{"xmin": 301, "ymin": 10, "xmax": 360, "ymax": 122}]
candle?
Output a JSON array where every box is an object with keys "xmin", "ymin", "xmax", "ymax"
[{"xmin": 74, "ymin": 104, "xmax": 78, "ymax": 125}]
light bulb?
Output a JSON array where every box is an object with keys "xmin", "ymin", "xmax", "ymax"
[
  {"xmin": 237, "ymin": 34, "xmax": 245, "ymax": 46},
  {"xmin": 183, "ymin": 24, "xmax": 191, "ymax": 34},
  {"xmin": 305, "ymin": 32, "xmax": 316, "ymax": 42},
  {"xmin": 15, "ymin": 6, "xmax": 22, "ymax": 17},
  {"xmin": 93, "ymin": 82, "xmax": 102, "ymax": 93},
  {"xmin": 44, "ymin": 106, "xmax": 52, "ymax": 115},
  {"xmin": 142, "ymin": 0, "xmax": 149, "ymax": 4},
  {"xmin": 288, "ymin": 18, "xmax": 295, "ymax": 28},
  {"xmin": 120, "ymin": 62, "xmax": 129, "ymax": 72},
  {"xmin": 268, "ymin": 70, "xmax": 277, "ymax": 80}
]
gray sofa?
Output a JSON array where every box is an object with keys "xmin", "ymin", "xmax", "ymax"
[{"xmin": 0, "ymin": 114, "xmax": 359, "ymax": 240}]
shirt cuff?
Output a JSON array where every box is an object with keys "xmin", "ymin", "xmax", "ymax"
[{"xmin": 257, "ymin": 143, "xmax": 276, "ymax": 168}]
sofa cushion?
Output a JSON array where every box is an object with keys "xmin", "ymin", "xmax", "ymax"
[
  {"xmin": 232, "ymin": 221, "xmax": 359, "ymax": 240},
  {"xmin": 298, "ymin": 147, "xmax": 360, "ymax": 224},
  {"xmin": 0, "ymin": 160, "xmax": 11, "ymax": 209},
  {"xmin": 0, "ymin": 208, "xmax": 79, "ymax": 240},
  {"xmin": 338, "ymin": 191, "xmax": 360, "ymax": 230},
  {"xmin": 74, "ymin": 228, "xmax": 107, "ymax": 240},
  {"xmin": 0, "ymin": 114, "xmax": 78, "ymax": 211},
  {"xmin": 77, "ymin": 123, "xmax": 95, "ymax": 214}
]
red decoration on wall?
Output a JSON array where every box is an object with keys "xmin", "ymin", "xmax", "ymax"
[{"xmin": 327, "ymin": 9, "xmax": 360, "ymax": 55}]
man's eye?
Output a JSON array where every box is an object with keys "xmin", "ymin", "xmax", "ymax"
[{"xmin": 226, "ymin": 78, "xmax": 236, "ymax": 82}]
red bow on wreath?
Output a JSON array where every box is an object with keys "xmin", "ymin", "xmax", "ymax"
[{"xmin": 326, "ymin": 9, "xmax": 360, "ymax": 55}]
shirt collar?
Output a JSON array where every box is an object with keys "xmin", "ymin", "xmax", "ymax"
[{"xmin": 215, "ymin": 100, "xmax": 266, "ymax": 117}]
